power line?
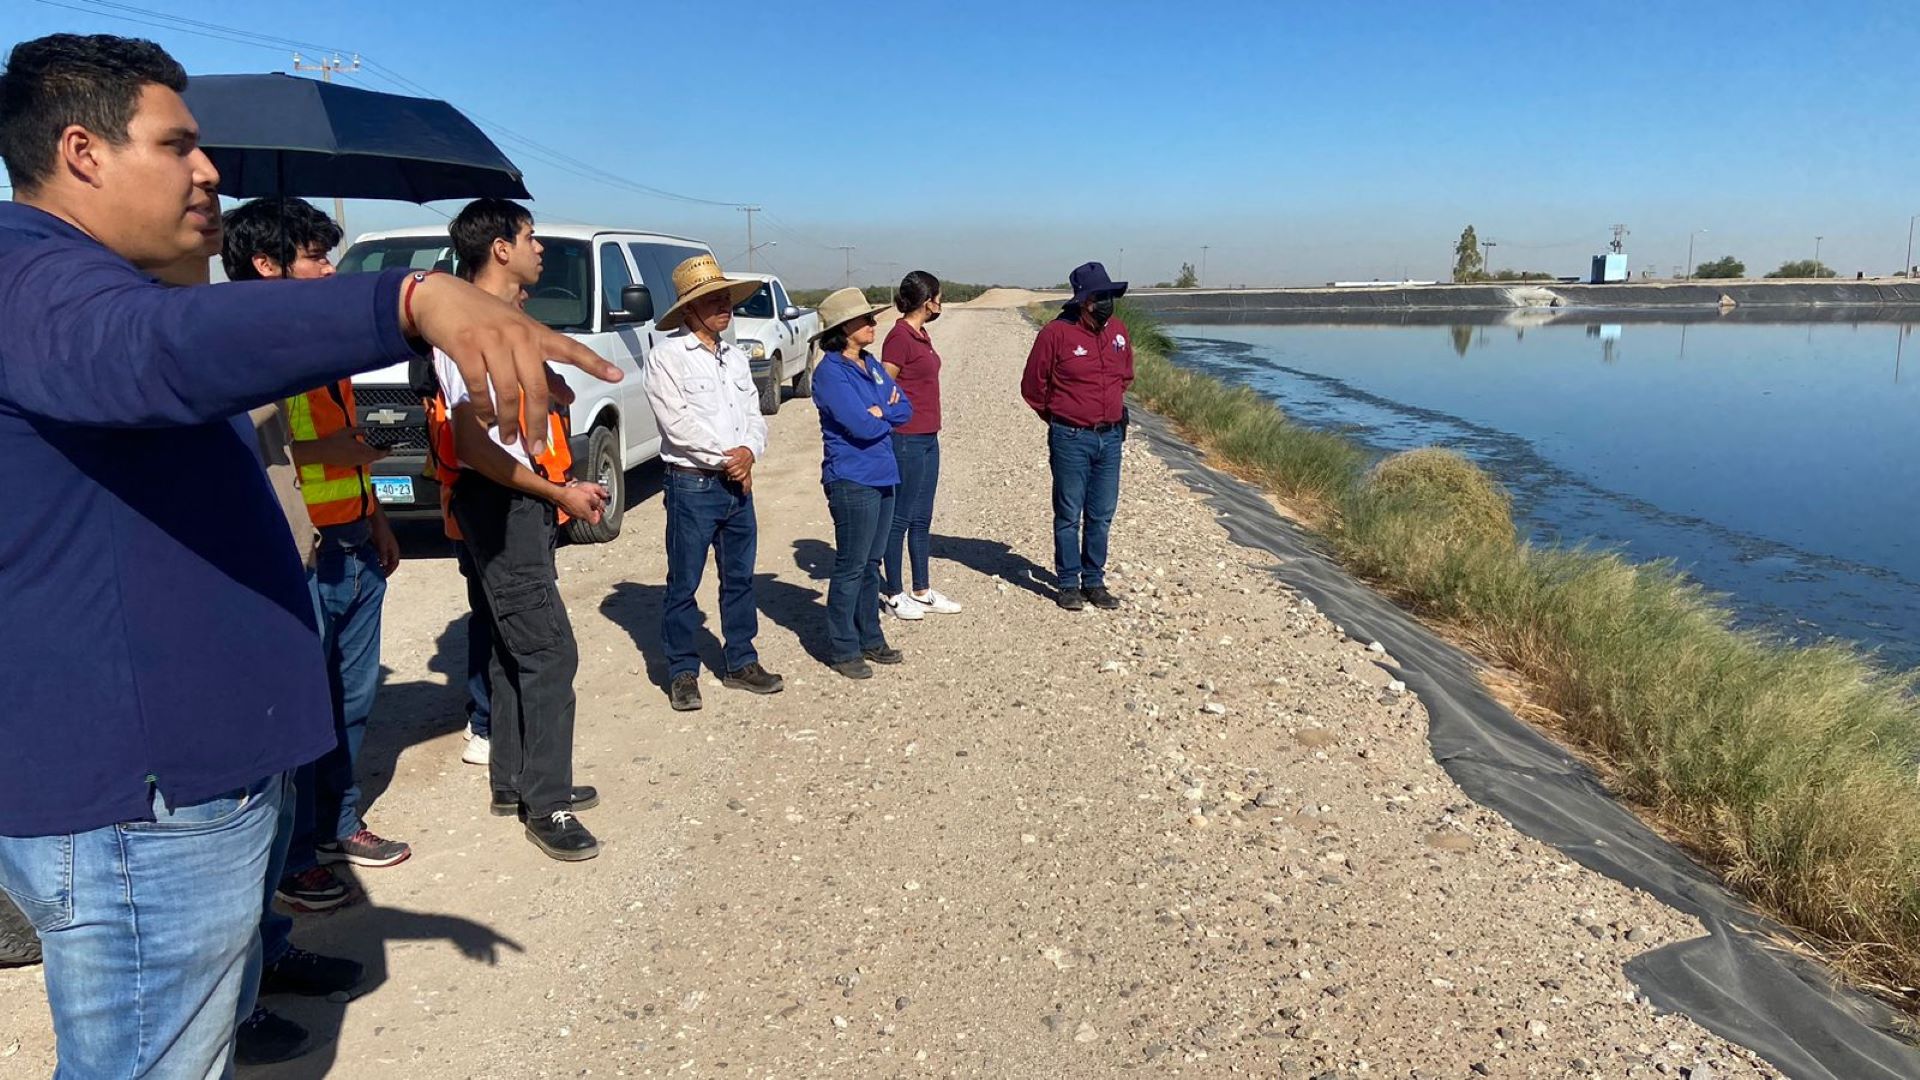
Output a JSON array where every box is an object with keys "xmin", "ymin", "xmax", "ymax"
[{"xmin": 33, "ymin": 0, "xmax": 747, "ymax": 209}]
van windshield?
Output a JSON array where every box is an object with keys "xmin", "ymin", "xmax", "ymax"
[{"xmin": 336, "ymin": 236, "xmax": 594, "ymax": 332}]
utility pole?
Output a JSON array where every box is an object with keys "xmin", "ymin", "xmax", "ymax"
[
  {"xmin": 1118, "ymin": 247, "xmax": 1124, "ymax": 277},
  {"xmin": 1686, "ymin": 229, "xmax": 1706, "ymax": 281},
  {"xmin": 737, "ymin": 206, "xmax": 761, "ymax": 270},
  {"xmin": 1609, "ymin": 224, "xmax": 1629, "ymax": 254},
  {"xmin": 1200, "ymin": 245, "xmax": 1210, "ymax": 286},
  {"xmin": 1814, "ymin": 235, "xmax": 1824, "ymax": 272},
  {"xmin": 1482, "ymin": 239, "xmax": 1498, "ymax": 276},
  {"xmin": 836, "ymin": 245, "xmax": 855, "ymax": 288},
  {"xmin": 1906, "ymin": 215, "xmax": 1917, "ymax": 278},
  {"xmin": 291, "ymin": 53, "xmax": 359, "ymax": 234}
]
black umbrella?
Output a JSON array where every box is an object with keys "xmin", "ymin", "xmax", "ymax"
[{"xmin": 182, "ymin": 73, "xmax": 530, "ymax": 202}]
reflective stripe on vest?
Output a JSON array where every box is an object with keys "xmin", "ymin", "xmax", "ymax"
[
  {"xmin": 429, "ymin": 390, "xmax": 576, "ymax": 528},
  {"xmin": 285, "ymin": 381, "xmax": 373, "ymax": 527}
]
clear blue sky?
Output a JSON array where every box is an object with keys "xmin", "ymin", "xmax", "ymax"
[{"xmin": 8, "ymin": 0, "xmax": 1920, "ymax": 287}]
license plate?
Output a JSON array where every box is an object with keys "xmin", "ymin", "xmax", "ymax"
[{"xmin": 371, "ymin": 476, "xmax": 415, "ymax": 505}]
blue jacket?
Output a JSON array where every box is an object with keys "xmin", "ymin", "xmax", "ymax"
[
  {"xmin": 814, "ymin": 350, "xmax": 913, "ymax": 488},
  {"xmin": 0, "ymin": 202, "xmax": 418, "ymax": 836}
]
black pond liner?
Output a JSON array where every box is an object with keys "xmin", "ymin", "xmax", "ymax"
[{"xmin": 1130, "ymin": 408, "xmax": 1920, "ymax": 1079}]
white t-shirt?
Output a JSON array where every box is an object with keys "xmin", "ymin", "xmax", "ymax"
[{"xmin": 433, "ymin": 347, "xmax": 534, "ymax": 470}]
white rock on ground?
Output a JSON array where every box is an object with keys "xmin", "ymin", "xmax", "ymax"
[{"xmin": 0, "ymin": 301, "xmax": 1780, "ymax": 1078}]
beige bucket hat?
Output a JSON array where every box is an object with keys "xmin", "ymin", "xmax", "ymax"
[
  {"xmin": 810, "ymin": 286, "xmax": 890, "ymax": 344},
  {"xmin": 656, "ymin": 253, "xmax": 762, "ymax": 333}
]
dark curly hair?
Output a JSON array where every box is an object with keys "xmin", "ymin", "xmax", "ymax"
[
  {"xmin": 220, "ymin": 198, "xmax": 342, "ymax": 281},
  {"xmin": 449, "ymin": 198, "xmax": 533, "ymax": 281},
  {"xmin": 0, "ymin": 34, "xmax": 187, "ymax": 193}
]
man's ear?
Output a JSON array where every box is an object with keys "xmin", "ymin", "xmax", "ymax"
[
  {"xmin": 58, "ymin": 124, "xmax": 108, "ymax": 188},
  {"xmin": 250, "ymin": 253, "xmax": 287, "ymax": 279},
  {"xmin": 492, "ymin": 236, "xmax": 514, "ymax": 266}
]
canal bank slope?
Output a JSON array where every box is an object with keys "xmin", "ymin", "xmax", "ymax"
[
  {"xmin": 1130, "ymin": 279, "xmax": 1920, "ymax": 316},
  {"xmin": 0, "ymin": 306, "xmax": 1794, "ymax": 1077}
]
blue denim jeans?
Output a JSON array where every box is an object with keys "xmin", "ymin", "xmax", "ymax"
[
  {"xmin": 286, "ymin": 535, "xmax": 386, "ymax": 873},
  {"xmin": 663, "ymin": 470, "xmax": 760, "ymax": 679},
  {"xmin": 884, "ymin": 433, "xmax": 940, "ymax": 596},
  {"xmin": 1047, "ymin": 419, "xmax": 1125, "ymax": 590},
  {"xmin": 826, "ymin": 479, "xmax": 895, "ymax": 662},
  {"xmin": 456, "ymin": 541, "xmax": 493, "ymax": 738},
  {"xmin": 0, "ymin": 774, "xmax": 286, "ymax": 1080}
]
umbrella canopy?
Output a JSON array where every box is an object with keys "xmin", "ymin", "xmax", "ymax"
[{"xmin": 182, "ymin": 73, "xmax": 530, "ymax": 202}]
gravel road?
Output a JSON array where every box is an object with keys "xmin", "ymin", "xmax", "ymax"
[{"xmin": 0, "ymin": 303, "xmax": 1778, "ymax": 1078}]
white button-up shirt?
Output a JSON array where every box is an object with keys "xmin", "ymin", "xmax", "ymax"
[{"xmin": 644, "ymin": 329, "xmax": 769, "ymax": 471}]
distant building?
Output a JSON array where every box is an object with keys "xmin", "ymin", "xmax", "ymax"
[{"xmin": 1590, "ymin": 253, "xmax": 1629, "ymax": 283}]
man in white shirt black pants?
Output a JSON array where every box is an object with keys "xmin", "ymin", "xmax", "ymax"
[
  {"xmin": 644, "ymin": 255, "xmax": 785, "ymax": 711},
  {"xmin": 438, "ymin": 199, "xmax": 610, "ymax": 861}
]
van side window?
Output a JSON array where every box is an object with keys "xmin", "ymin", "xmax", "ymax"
[{"xmin": 599, "ymin": 244, "xmax": 636, "ymax": 326}]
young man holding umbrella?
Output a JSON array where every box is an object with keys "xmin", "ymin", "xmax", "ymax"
[
  {"xmin": 1021, "ymin": 261, "xmax": 1136, "ymax": 611},
  {"xmin": 223, "ymin": 197, "xmax": 413, "ymax": 911},
  {"xmin": 0, "ymin": 34, "xmax": 619, "ymax": 1075}
]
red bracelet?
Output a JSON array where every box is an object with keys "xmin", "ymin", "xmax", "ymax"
[{"xmin": 403, "ymin": 270, "xmax": 442, "ymax": 336}]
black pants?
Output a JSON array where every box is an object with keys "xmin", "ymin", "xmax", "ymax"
[{"xmin": 450, "ymin": 472, "xmax": 578, "ymax": 817}]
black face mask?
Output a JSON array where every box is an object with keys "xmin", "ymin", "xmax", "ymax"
[{"xmin": 1087, "ymin": 297, "xmax": 1116, "ymax": 327}]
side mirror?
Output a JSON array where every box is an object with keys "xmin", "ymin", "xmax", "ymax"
[
  {"xmin": 781, "ymin": 305, "xmax": 802, "ymax": 321},
  {"xmin": 614, "ymin": 284, "xmax": 654, "ymax": 324}
]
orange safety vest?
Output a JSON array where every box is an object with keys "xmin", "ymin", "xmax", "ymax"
[
  {"xmin": 427, "ymin": 391, "xmax": 574, "ymax": 540},
  {"xmin": 285, "ymin": 380, "xmax": 374, "ymax": 527}
]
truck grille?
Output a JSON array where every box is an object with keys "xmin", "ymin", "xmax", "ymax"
[{"xmin": 355, "ymin": 387, "xmax": 429, "ymax": 454}]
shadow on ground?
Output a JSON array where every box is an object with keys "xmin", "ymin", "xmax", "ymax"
[{"xmin": 252, "ymin": 864, "xmax": 524, "ymax": 1080}]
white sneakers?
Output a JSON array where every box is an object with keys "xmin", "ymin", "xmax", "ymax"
[
  {"xmin": 884, "ymin": 590, "xmax": 963, "ymax": 619},
  {"xmin": 884, "ymin": 593, "xmax": 926, "ymax": 620},
  {"xmin": 911, "ymin": 589, "xmax": 963, "ymax": 615},
  {"xmin": 461, "ymin": 731, "xmax": 490, "ymax": 766}
]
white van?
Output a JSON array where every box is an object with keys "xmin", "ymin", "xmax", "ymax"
[{"xmin": 335, "ymin": 225, "xmax": 720, "ymax": 543}]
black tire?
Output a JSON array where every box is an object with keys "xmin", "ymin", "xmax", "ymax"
[
  {"xmin": 791, "ymin": 346, "xmax": 815, "ymax": 398},
  {"xmin": 757, "ymin": 364, "xmax": 781, "ymax": 416},
  {"xmin": 564, "ymin": 424, "xmax": 624, "ymax": 545},
  {"xmin": 0, "ymin": 891, "xmax": 41, "ymax": 967}
]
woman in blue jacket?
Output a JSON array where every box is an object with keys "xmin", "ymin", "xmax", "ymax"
[{"xmin": 810, "ymin": 288, "xmax": 915, "ymax": 679}]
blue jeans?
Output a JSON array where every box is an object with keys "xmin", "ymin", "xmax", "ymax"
[
  {"xmin": 0, "ymin": 774, "xmax": 286, "ymax": 1080},
  {"xmin": 257, "ymin": 771, "xmax": 299, "ymax": 971},
  {"xmin": 826, "ymin": 479, "xmax": 895, "ymax": 662},
  {"xmin": 456, "ymin": 541, "xmax": 493, "ymax": 738},
  {"xmin": 884, "ymin": 433, "xmax": 940, "ymax": 596},
  {"xmin": 1048, "ymin": 419, "xmax": 1125, "ymax": 590},
  {"xmin": 663, "ymin": 470, "xmax": 760, "ymax": 679},
  {"xmin": 287, "ymin": 536, "xmax": 386, "ymax": 873}
]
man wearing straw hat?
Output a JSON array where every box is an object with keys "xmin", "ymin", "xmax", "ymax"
[{"xmin": 645, "ymin": 254, "xmax": 785, "ymax": 712}]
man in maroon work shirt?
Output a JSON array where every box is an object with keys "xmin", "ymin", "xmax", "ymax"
[{"xmin": 1021, "ymin": 261, "xmax": 1135, "ymax": 611}]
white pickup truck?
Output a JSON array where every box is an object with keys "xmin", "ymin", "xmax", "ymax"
[
  {"xmin": 334, "ymin": 224, "xmax": 723, "ymax": 544},
  {"xmin": 728, "ymin": 272, "xmax": 821, "ymax": 415}
]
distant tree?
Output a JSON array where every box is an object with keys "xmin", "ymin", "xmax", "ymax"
[
  {"xmin": 1692, "ymin": 256, "xmax": 1745, "ymax": 279},
  {"xmin": 1765, "ymin": 259, "xmax": 1837, "ymax": 279},
  {"xmin": 1452, "ymin": 226, "xmax": 1484, "ymax": 283},
  {"xmin": 1488, "ymin": 268, "xmax": 1555, "ymax": 282},
  {"xmin": 1173, "ymin": 262, "xmax": 1199, "ymax": 288}
]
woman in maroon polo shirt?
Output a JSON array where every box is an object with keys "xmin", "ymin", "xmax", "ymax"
[{"xmin": 881, "ymin": 270, "xmax": 962, "ymax": 619}]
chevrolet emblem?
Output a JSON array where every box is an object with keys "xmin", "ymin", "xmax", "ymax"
[{"xmin": 365, "ymin": 408, "xmax": 409, "ymax": 425}]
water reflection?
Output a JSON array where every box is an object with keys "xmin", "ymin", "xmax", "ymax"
[{"xmin": 1167, "ymin": 316, "xmax": 1920, "ymax": 668}]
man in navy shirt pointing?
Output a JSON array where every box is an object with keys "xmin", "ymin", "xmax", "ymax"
[{"xmin": 0, "ymin": 33, "xmax": 619, "ymax": 1076}]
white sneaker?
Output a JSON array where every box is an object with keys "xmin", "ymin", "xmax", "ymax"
[
  {"xmin": 884, "ymin": 593, "xmax": 926, "ymax": 620},
  {"xmin": 462, "ymin": 734, "xmax": 490, "ymax": 766},
  {"xmin": 911, "ymin": 589, "xmax": 963, "ymax": 615}
]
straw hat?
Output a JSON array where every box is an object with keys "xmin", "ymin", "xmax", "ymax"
[
  {"xmin": 809, "ymin": 286, "xmax": 890, "ymax": 344},
  {"xmin": 656, "ymin": 253, "xmax": 762, "ymax": 333}
]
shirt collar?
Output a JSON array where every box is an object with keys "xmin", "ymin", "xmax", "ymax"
[{"xmin": 675, "ymin": 329, "xmax": 736, "ymax": 357}]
